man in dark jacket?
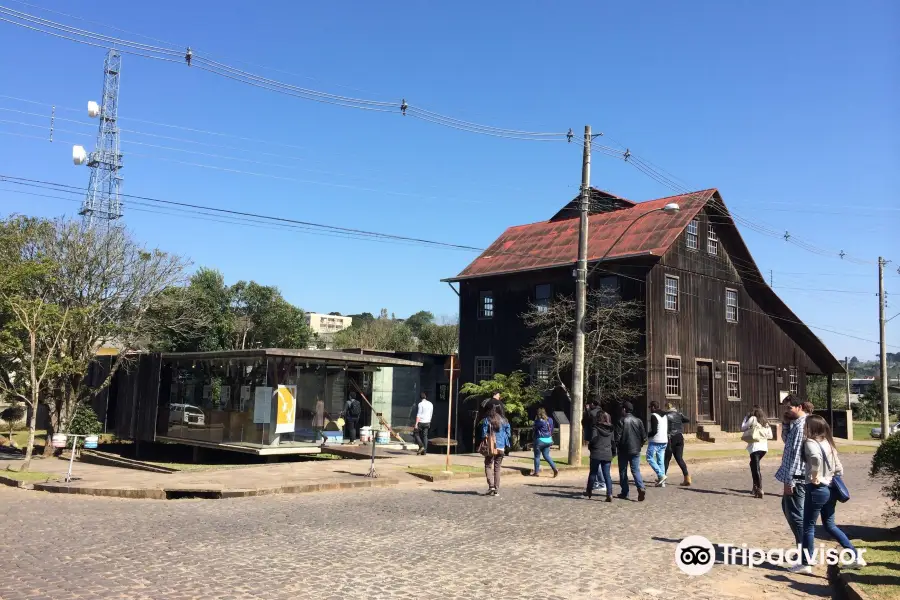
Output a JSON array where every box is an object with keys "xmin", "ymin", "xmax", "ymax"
[
  {"xmin": 615, "ymin": 401, "xmax": 647, "ymax": 501},
  {"xmin": 664, "ymin": 402, "xmax": 691, "ymax": 486},
  {"xmin": 582, "ymin": 400, "xmax": 601, "ymax": 443}
]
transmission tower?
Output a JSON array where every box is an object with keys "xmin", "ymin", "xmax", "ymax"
[{"xmin": 77, "ymin": 49, "xmax": 123, "ymax": 225}]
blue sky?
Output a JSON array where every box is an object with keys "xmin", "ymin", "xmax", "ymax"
[{"xmin": 0, "ymin": 0, "xmax": 897, "ymax": 360}]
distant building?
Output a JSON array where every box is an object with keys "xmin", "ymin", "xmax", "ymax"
[{"xmin": 305, "ymin": 313, "xmax": 353, "ymax": 348}]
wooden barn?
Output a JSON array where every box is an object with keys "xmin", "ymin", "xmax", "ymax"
[{"xmin": 445, "ymin": 188, "xmax": 844, "ymax": 437}]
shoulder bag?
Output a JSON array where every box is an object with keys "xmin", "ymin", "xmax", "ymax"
[
  {"xmin": 477, "ymin": 420, "xmax": 497, "ymax": 458},
  {"xmin": 741, "ymin": 417, "xmax": 756, "ymax": 443},
  {"xmin": 815, "ymin": 441, "xmax": 850, "ymax": 503}
]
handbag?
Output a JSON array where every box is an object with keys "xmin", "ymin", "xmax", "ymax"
[
  {"xmin": 477, "ymin": 420, "xmax": 497, "ymax": 458},
  {"xmin": 815, "ymin": 441, "xmax": 850, "ymax": 503},
  {"xmin": 741, "ymin": 417, "xmax": 759, "ymax": 443}
]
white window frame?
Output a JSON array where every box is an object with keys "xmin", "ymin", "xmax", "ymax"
[
  {"xmin": 475, "ymin": 356, "xmax": 494, "ymax": 381},
  {"xmin": 727, "ymin": 362, "xmax": 741, "ymax": 400},
  {"xmin": 707, "ymin": 226, "xmax": 719, "ymax": 256},
  {"xmin": 725, "ymin": 288, "xmax": 739, "ymax": 323},
  {"xmin": 478, "ymin": 291, "xmax": 493, "ymax": 319},
  {"xmin": 664, "ymin": 275, "xmax": 679, "ymax": 312},
  {"xmin": 789, "ymin": 367, "xmax": 799, "ymax": 395},
  {"xmin": 665, "ymin": 356, "xmax": 681, "ymax": 398},
  {"xmin": 532, "ymin": 358, "xmax": 551, "ymax": 384},
  {"xmin": 686, "ymin": 219, "xmax": 699, "ymax": 250}
]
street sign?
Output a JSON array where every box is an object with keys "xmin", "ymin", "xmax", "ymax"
[{"xmin": 51, "ymin": 433, "xmax": 68, "ymax": 448}]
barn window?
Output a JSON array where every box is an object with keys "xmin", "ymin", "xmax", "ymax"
[
  {"xmin": 789, "ymin": 367, "xmax": 798, "ymax": 395},
  {"xmin": 707, "ymin": 227, "xmax": 719, "ymax": 256},
  {"xmin": 475, "ymin": 357, "xmax": 494, "ymax": 381},
  {"xmin": 664, "ymin": 275, "xmax": 679, "ymax": 311},
  {"xmin": 532, "ymin": 358, "xmax": 551, "ymax": 384},
  {"xmin": 727, "ymin": 363, "xmax": 741, "ymax": 399},
  {"xmin": 535, "ymin": 284, "xmax": 552, "ymax": 313},
  {"xmin": 665, "ymin": 357, "xmax": 681, "ymax": 397},
  {"xmin": 686, "ymin": 219, "xmax": 699, "ymax": 250},
  {"xmin": 725, "ymin": 288, "xmax": 739, "ymax": 322},
  {"xmin": 478, "ymin": 291, "xmax": 493, "ymax": 319}
]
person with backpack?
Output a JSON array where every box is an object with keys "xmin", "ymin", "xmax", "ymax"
[
  {"xmin": 741, "ymin": 406, "xmax": 773, "ymax": 498},
  {"xmin": 789, "ymin": 414, "xmax": 864, "ymax": 573},
  {"xmin": 531, "ymin": 407, "xmax": 559, "ymax": 477},
  {"xmin": 343, "ymin": 392, "xmax": 362, "ymax": 443},
  {"xmin": 664, "ymin": 402, "xmax": 691, "ymax": 486},
  {"xmin": 646, "ymin": 401, "xmax": 669, "ymax": 487},
  {"xmin": 585, "ymin": 411, "xmax": 616, "ymax": 502},
  {"xmin": 479, "ymin": 404, "xmax": 511, "ymax": 497}
]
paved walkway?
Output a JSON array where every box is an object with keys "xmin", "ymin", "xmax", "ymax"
[
  {"xmin": 0, "ymin": 453, "xmax": 891, "ymax": 599},
  {"xmin": 0, "ymin": 438, "xmax": 879, "ymax": 495}
]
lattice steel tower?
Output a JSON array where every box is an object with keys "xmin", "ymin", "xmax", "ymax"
[{"xmin": 80, "ymin": 50, "xmax": 123, "ymax": 225}]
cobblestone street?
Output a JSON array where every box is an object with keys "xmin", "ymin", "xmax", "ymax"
[{"xmin": 0, "ymin": 453, "xmax": 887, "ymax": 600}]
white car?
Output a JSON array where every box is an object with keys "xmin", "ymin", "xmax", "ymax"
[
  {"xmin": 169, "ymin": 403, "xmax": 206, "ymax": 426},
  {"xmin": 870, "ymin": 422, "xmax": 900, "ymax": 439}
]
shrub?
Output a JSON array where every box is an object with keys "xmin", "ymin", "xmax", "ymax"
[
  {"xmin": 68, "ymin": 403, "xmax": 103, "ymax": 446},
  {"xmin": 1, "ymin": 404, "xmax": 26, "ymax": 437},
  {"xmin": 870, "ymin": 432, "xmax": 900, "ymax": 521}
]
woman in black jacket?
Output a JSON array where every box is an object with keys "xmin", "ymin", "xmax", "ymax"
[{"xmin": 585, "ymin": 411, "xmax": 616, "ymax": 502}]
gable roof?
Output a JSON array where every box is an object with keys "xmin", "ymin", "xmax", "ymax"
[
  {"xmin": 445, "ymin": 188, "xmax": 844, "ymax": 375},
  {"xmin": 447, "ymin": 189, "xmax": 716, "ymax": 281}
]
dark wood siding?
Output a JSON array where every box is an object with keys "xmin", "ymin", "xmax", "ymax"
[{"xmin": 646, "ymin": 210, "xmax": 815, "ymax": 433}]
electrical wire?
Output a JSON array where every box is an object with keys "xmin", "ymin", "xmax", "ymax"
[{"xmin": 0, "ymin": 174, "xmax": 891, "ymax": 348}]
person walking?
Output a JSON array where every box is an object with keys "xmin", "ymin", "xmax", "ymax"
[
  {"xmin": 343, "ymin": 392, "xmax": 362, "ymax": 443},
  {"xmin": 775, "ymin": 395, "xmax": 808, "ymax": 546},
  {"xmin": 531, "ymin": 408, "xmax": 559, "ymax": 478},
  {"xmin": 585, "ymin": 411, "xmax": 616, "ymax": 502},
  {"xmin": 582, "ymin": 399, "xmax": 601, "ymax": 443},
  {"xmin": 480, "ymin": 404, "xmax": 511, "ymax": 497},
  {"xmin": 646, "ymin": 401, "xmax": 669, "ymax": 487},
  {"xmin": 615, "ymin": 401, "xmax": 648, "ymax": 501},
  {"xmin": 789, "ymin": 415, "xmax": 864, "ymax": 573},
  {"xmin": 741, "ymin": 406, "xmax": 773, "ymax": 498},
  {"xmin": 414, "ymin": 392, "xmax": 434, "ymax": 456},
  {"xmin": 664, "ymin": 402, "xmax": 691, "ymax": 486}
]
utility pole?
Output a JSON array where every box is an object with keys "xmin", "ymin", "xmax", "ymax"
[
  {"xmin": 570, "ymin": 125, "xmax": 591, "ymax": 466},
  {"xmin": 770, "ymin": 270, "xmax": 774, "ymax": 288},
  {"xmin": 879, "ymin": 257, "xmax": 890, "ymax": 441},
  {"xmin": 845, "ymin": 356, "xmax": 851, "ymax": 410}
]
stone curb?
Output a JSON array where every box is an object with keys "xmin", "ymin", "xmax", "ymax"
[
  {"xmin": 79, "ymin": 450, "xmax": 178, "ymax": 474},
  {"xmin": 830, "ymin": 565, "xmax": 874, "ymax": 600},
  {"xmin": 0, "ymin": 474, "xmax": 35, "ymax": 490},
  {"xmin": 30, "ymin": 477, "xmax": 399, "ymax": 500}
]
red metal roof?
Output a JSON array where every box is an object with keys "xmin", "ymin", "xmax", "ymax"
[{"xmin": 451, "ymin": 189, "xmax": 717, "ymax": 281}]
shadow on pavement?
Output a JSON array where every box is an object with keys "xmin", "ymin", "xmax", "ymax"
[
  {"xmin": 764, "ymin": 573, "xmax": 833, "ymax": 598},
  {"xmin": 431, "ymin": 489, "xmax": 481, "ymax": 496},
  {"xmin": 532, "ymin": 490, "xmax": 587, "ymax": 500},
  {"xmin": 676, "ymin": 487, "xmax": 746, "ymax": 498}
]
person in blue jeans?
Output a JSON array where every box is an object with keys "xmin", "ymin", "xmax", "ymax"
[
  {"xmin": 646, "ymin": 401, "xmax": 669, "ymax": 486},
  {"xmin": 615, "ymin": 401, "xmax": 647, "ymax": 501},
  {"xmin": 790, "ymin": 415, "xmax": 864, "ymax": 573},
  {"xmin": 531, "ymin": 408, "xmax": 559, "ymax": 477},
  {"xmin": 585, "ymin": 411, "xmax": 616, "ymax": 501}
]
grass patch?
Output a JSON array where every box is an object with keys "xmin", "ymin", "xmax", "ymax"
[
  {"xmin": 853, "ymin": 421, "xmax": 880, "ymax": 441},
  {"xmin": 845, "ymin": 535, "xmax": 900, "ymax": 600},
  {"xmin": 2, "ymin": 469, "xmax": 59, "ymax": 483},
  {"xmin": 406, "ymin": 464, "xmax": 483, "ymax": 475}
]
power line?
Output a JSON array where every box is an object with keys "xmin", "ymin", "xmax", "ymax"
[
  {"xmin": 1, "ymin": 173, "xmax": 892, "ymax": 348},
  {"xmin": 0, "ymin": 5, "xmax": 573, "ymax": 142}
]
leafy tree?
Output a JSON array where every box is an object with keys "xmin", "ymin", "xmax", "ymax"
[
  {"xmin": 521, "ymin": 287, "xmax": 644, "ymax": 404},
  {"xmin": 68, "ymin": 402, "xmax": 103, "ymax": 447},
  {"xmin": 333, "ymin": 311, "xmax": 415, "ymax": 351},
  {"xmin": 806, "ymin": 375, "xmax": 849, "ymax": 410},
  {"xmin": 853, "ymin": 381, "xmax": 900, "ymax": 422},
  {"xmin": 405, "ymin": 311, "xmax": 435, "ymax": 337},
  {"xmin": 347, "ymin": 312, "xmax": 375, "ymax": 328},
  {"xmin": 417, "ymin": 320, "xmax": 458, "ymax": 354},
  {"xmin": 459, "ymin": 371, "xmax": 541, "ymax": 428},
  {"xmin": 1, "ymin": 403, "xmax": 25, "ymax": 440}
]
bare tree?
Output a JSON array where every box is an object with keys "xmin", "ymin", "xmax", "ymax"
[
  {"xmin": 37, "ymin": 221, "xmax": 189, "ymax": 446},
  {"xmin": 522, "ymin": 287, "xmax": 644, "ymax": 407}
]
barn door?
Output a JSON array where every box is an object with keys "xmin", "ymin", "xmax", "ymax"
[
  {"xmin": 696, "ymin": 361, "xmax": 713, "ymax": 421},
  {"xmin": 758, "ymin": 367, "xmax": 778, "ymax": 417}
]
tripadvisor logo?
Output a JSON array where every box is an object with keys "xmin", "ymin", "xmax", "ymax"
[{"xmin": 675, "ymin": 535, "xmax": 867, "ymax": 575}]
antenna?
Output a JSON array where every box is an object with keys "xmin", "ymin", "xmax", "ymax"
[{"xmin": 77, "ymin": 50, "xmax": 124, "ymax": 226}]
